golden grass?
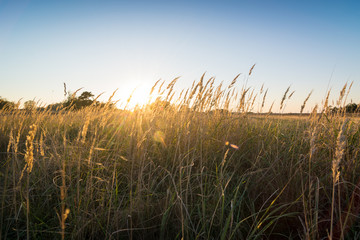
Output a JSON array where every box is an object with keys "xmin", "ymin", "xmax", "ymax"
[{"xmin": 0, "ymin": 71, "xmax": 360, "ymax": 239}]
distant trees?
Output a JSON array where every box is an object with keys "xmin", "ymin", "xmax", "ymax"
[
  {"xmin": 47, "ymin": 90, "xmax": 115, "ymax": 111},
  {"xmin": 345, "ymin": 103, "xmax": 359, "ymax": 113},
  {"xmin": 62, "ymin": 91, "xmax": 95, "ymax": 109},
  {"xmin": 0, "ymin": 97, "xmax": 16, "ymax": 110},
  {"xmin": 24, "ymin": 100, "xmax": 36, "ymax": 112},
  {"xmin": 1, "ymin": 90, "xmax": 118, "ymax": 112},
  {"xmin": 148, "ymin": 98, "xmax": 175, "ymax": 112},
  {"xmin": 330, "ymin": 103, "xmax": 360, "ymax": 114}
]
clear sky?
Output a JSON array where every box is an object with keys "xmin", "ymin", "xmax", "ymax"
[{"xmin": 0, "ymin": 0, "xmax": 359, "ymax": 112}]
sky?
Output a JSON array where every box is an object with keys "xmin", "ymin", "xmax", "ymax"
[{"xmin": 0, "ymin": 0, "xmax": 359, "ymax": 112}]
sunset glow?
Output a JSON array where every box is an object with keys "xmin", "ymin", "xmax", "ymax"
[{"xmin": 0, "ymin": 0, "xmax": 359, "ymax": 112}]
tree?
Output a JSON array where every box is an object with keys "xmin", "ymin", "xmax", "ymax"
[
  {"xmin": 47, "ymin": 90, "xmax": 116, "ymax": 111},
  {"xmin": 24, "ymin": 100, "xmax": 36, "ymax": 112},
  {"xmin": 46, "ymin": 102, "xmax": 63, "ymax": 111},
  {"xmin": 61, "ymin": 91, "xmax": 98, "ymax": 110},
  {"xmin": 75, "ymin": 91, "xmax": 94, "ymax": 108},
  {"xmin": 78, "ymin": 91, "xmax": 94, "ymax": 101},
  {"xmin": 0, "ymin": 97, "xmax": 16, "ymax": 110},
  {"xmin": 329, "ymin": 103, "xmax": 359, "ymax": 114},
  {"xmin": 345, "ymin": 103, "xmax": 359, "ymax": 113}
]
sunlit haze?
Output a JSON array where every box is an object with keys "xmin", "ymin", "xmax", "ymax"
[{"xmin": 1, "ymin": 0, "xmax": 359, "ymax": 112}]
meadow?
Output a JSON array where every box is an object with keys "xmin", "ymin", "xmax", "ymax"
[{"xmin": 1, "ymin": 74, "xmax": 360, "ymax": 239}]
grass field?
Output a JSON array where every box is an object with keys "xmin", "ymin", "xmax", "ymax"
[{"xmin": 1, "ymin": 77, "xmax": 360, "ymax": 239}]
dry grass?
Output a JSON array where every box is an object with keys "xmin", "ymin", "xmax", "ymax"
[{"xmin": 1, "ymin": 72, "xmax": 360, "ymax": 239}]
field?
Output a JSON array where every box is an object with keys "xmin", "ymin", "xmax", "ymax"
[{"xmin": 1, "ymin": 78, "xmax": 360, "ymax": 239}]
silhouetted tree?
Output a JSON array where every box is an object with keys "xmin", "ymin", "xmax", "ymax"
[
  {"xmin": 61, "ymin": 91, "xmax": 95, "ymax": 109},
  {"xmin": 0, "ymin": 97, "xmax": 15, "ymax": 110},
  {"xmin": 345, "ymin": 103, "xmax": 359, "ymax": 113},
  {"xmin": 24, "ymin": 100, "xmax": 36, "ymax": 112},
  {"xmin": 47, "ymin": 90, "xmax": 117, "ymax": 111},
  {"xmin": 78, "ymin": 91, "xmax": 94, "ymax": 101},
  {"xmin": 329, "ymin": 103, "xmax": 359, "ymax": 114}
]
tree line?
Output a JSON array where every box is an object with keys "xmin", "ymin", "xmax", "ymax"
[
  {"xmin": 1, "ymin": 93, "xmax": 360, "ymax": 113},
  {"xmin": 0, "ymin": 90, "xmax": 115, "ymax": 111},
  {"xmin": 329, "ymin": 103, "xmax": 360, "ymax": 114}
]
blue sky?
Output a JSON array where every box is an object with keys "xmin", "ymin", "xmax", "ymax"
[{"xmin": 0, "ymin": 0, "xmax": 359, "ymax": 112}]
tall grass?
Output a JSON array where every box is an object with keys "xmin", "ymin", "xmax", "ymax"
[{"xmin": 1, "ymin": 72, "xmax": 360, "ymax": 239}]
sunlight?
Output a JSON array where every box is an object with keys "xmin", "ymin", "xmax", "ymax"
[{"xmin": 117, "ymin": 82, "xmax": 153, "ymax": 109}]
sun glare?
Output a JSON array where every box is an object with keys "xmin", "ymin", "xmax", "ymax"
[{"xmin": 118, "ymin": 83, "xmax": 153, "ymax": 109}]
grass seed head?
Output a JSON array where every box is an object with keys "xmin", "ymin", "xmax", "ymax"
[
  {"xmin": 25, "ymin": 124, "xmax": 37, "ymax": 173},
  {"xmin": 280, "ymin": 86, "xmax": 290, "ymax": 110},
  {"xmin": 19, "ymin": 124, "xmax": 37, "ymax": 181},
  {"xmin": 300, "ymin": 90, "xmax": 313, "ymax": 114},
  {"xmin": 332, "ymin": 119, "xmax": 349, "ymax": 183},
  {"xmin": 249, "ymin": 64, "xmax": 256, "ymax": 76}
]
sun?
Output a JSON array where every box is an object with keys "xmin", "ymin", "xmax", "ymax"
[{"xmin": 117, "ymin": 82, "xmax": 153, "ymax": 109}]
